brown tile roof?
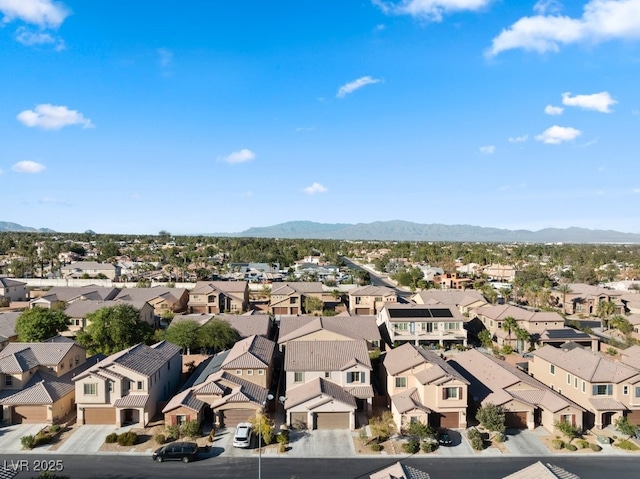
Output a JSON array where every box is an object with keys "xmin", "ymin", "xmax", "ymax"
[
  {"xmin": 1, "ymin": 341, "xmax": 79, "ymax": 370},
  {"xmin": 114, "ymin": 394, "xmax": 150, "ymax": 408},
  {"xmin": 475, "ymin": 304, "xmax": 564, "ymax": 323},
  {"xmin": 216, "ymin": 313, "xmax": 272, "ymax": 338},
  {"xmin": 413, "ymin": 289, "xmax": 486, "ymax": 307},
  {"xmin": 271, "ymin": 282, "xmax": 323, "ymax": 295},
  {"xmin": 502, "ymin": 461, "xmax": 579, "ymax": 479},
  {"xmin": 344, "ymin": 385, "xmax": 374, "ymax": 399},
  {"xmin": 278, "ymin": 315, "xmax": 380, "ymax": 344},
  {"xmin": 115, "ymin": 287, "xmax": 186, "ymax": 303},
  {"xmin": 532, "ymin": 345, "xmax": 640, "ymax": 383},
  {"xmin": 284, "ymin": 340, "xmax": 371, "ymax": 372},
  {"xmin": 588, "ymin": 397, "xmax": 627, "ymax": 411},
  {"xmin": 45, "ymin": 286, "xmax": 120, "ymax": 302},
  {"xmin": 349, "ymin": 285, "xmax": 396, "ymax": 297},
  {"xmin": 0, "ymin": 312, "xmax": 19, "ymax": 339},
  {"xmin": 390, "ymin": 387, "xmax": 431, "ymax": 414},
  {"xmin": 369, "ymin": 461, "xmax": 431, "ymax": 479},
  {"xmin": 190, "ymin": 281, "xmax": 248, "ymax": 295},
  {"xmin": 383, "ymin": 343, "xmax": 469, "ymax": 385},
  {"xmin": 222, "ymin": 335, "xmax": 275, "ymax": 370},
  {"xmin": 162, "ymin": 389, "xmax": 206, "ymax": 414},
  {"xmin": 284, "ymin": 377, "xmax": 357, "ymax": 409}
]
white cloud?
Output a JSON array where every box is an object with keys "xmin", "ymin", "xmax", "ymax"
[
  {"xmin": 157, "ymin": 48, "xmax": 173, "ymax": 68},
  {"xmin": 535, "ymin": 125, "xmax": 582, "ymax": 144},
  {"xmin": 373, "ymin": 0, "xmax": 493, "ymax": 22},
  {"xmin": 0, "ymin": 0, "xmax": 70, "ymax": 28},
  {"xmin": 545, "ymin": 104, "xmax": 564, "ymax": 115},
  {"xmin": 479, "ymin": 145, "xmax": 495, "ymax": 154},
  {"xmin": 220, "ymin": 149, "xmax": 255, "ymax": 164},
  {"xmin": 508, "ymin": 134, "xmax": 529, "ymax": 143},
  {"xmin": 534, "ymin": 0, "xmax": 563, "ymax": 15},
  {"xmin": 374, "ymin": 23, "xmax": 386, "ymax": 31},
  {"xmin": 562, "ymin": 91, "xmax": 617, "ymax": 113},
  {"xmin": 12, "ymin": 160, "xmax": 46, "ymax": 173},
  {"xmin": 17, "ymin": 104, "xmax": 93, "ymax": 130},
  {"xmin": 15, "ymin": 26, "xmax": 64, "ymax": 49},
  {"xmin": 487, "ymin": 0, "xmax": 640, "ymax": 57},
  {"xmin": 336, "ymin": 76, "xmax": 381, "ymax": 98},
  {"xmin": 303, "ymin": 182, "xmax": 328, "ymax": 195}
]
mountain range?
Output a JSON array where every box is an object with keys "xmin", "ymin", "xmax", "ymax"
[{"xmin": 3, "ymin": 220, "xmax": 640, "ymax": 243}]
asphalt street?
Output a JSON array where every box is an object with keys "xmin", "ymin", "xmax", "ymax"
[{"xmin": 1, "ymin": 455, "xmax": 638, "ymax": 479}]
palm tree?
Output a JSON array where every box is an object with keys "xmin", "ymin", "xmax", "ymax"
[
  {"xmin": 596, "ymin": 300, "xmax": 616, "ymax": 330},
  {"xmin": 501, "ymin": 316, "xmax": 518, "ymax": 350},
  {"xmin": 557, "ymin": 284, "xmax": 572, "ymax": 314},
  {"xmin": 515, "ymin": 327, "xmax": 531, "ymax": 353},
  {"xmin": 499, "ymin": 287, "xmax": 512, "ymax": 305}
]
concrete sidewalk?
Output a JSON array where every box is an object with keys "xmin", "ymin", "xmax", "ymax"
[{"xmin": 0, "ymin": 424, "xmax": 48, "ymax": 453}]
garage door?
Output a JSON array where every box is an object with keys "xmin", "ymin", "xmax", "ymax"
[
  {"xmin": 221, "ymin": 409, "xmax": 254, "ymax": 427},
  {"xmin": 505, "ymin": 411, "xmax": 528, "ymax": 429},
  {"xmin": 290, "ymin": 412, "xmax": 308, "ymax": 429},
  {"xmin": 355, "ymin": 308, "xmax": 371, "ymax": 315},
  {"xmin": 626, "ymin": 410, "xmax": 640, "ymax": 424},
  {"xmin": 440, "ymin": 412, "xmax": 460, "ymax": 429},
  {"xmin": 273, "ymin": 307, "xmax": 288, "ymax": 315},
  {"xmin": 12, "ymin": 405, "xmax": 48, "ymax": 424},
  {"xmin": 316, "ymin": 412, "xmax": 350, "ymax": 430},
  {"xmin": 84, "ymin": 407, "xmax": 116, "ymax": 425}
]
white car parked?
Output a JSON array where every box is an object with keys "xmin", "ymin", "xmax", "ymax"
[{"xmin": 232, "ymin": 422, "xmax": 254, "ymax": 448}]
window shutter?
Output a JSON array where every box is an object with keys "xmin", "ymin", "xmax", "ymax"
[
  {"xmin": 360, "ymin": 372, "xmax": 365, "ymax": 384},
  {"xmin": 442, "ymin": 388, "xmax": 446, "ymax": 400},
  {"xmin": 592, "ymin": 385, "xmax": 598, "ymax": 395},
  {"xmin": 171, "ymin": 415, "xmax": 177, "ymax": 426},
  {"xmin": 347, "ymin": 373, "xmax": 353, "ymax": 384},
  {"xmin": 459, "ymin": 388, "xmax": 463, "ymax": 401},
  {"xmin": 607, "ymin": 384, "xmax": 613, "ymax": 395}
]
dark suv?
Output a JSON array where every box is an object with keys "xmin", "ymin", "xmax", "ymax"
[{"xmin": 152, "ymin": 442, "xmax": 198, "ymax": 463}]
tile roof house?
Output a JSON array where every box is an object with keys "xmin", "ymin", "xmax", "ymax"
[
  {"xmin": 551, "ymin": 283, "xmax": 625, "ymax": 316},
  {"xmin": 449, "ymin": 349, "xmax": 585, "ymax": 433},
  {"xmin": 0, "ymin": 277, "xmax": 28, "ymax": 302},
  {"xmin": 270, "ymin": 282, "xmax": 324, "ymax": 316},
  {"xmin": 284, "ymin": 340, "xmax": 373, "ymax": 430},
  {"xmin": 188, "ymin": 281, "xmax": 249, "ymax": 314},
  {"xmin": 369, "ymin": 462, "xmax": 431, "ymax": 479},
  {"xmin": 0, "ymin": 312, "xmax": 20, "ymax": 351},
  {"xmin": 383, "ymin": 343, "xmax": 469, "ymax": 429},
  {"xmin": 162, "ymin": 342, "xmax": 273, "ymax": 428},
  {"xmin": 63, "ymin": 299, "xmax": 155, "ymax": 334},
  {"xmin": 0, "ymin": 339, "xmax": 88, "ymax": 424},
  {"xmin": 377, "ymin": 304, "xmax": 467, "ymax": 348},
  {"xmin": 529, "ymin": 345, "xmax": 640, "ymax": 429},
  {"xmin": 502, "ymin": 462, "xmax": 580, "ymax": 479},
  {"xmin": 115, "ymin": 286, "xmax": 189, "ymax": 317},
  {"xmin": 60, "ymin": 262, "xmax": 121, "ymax": 280},
  {"xmin": 278, "ymin": 315, "xmax": 381, "ymax": 351},
  {"xmin": 411, "ymin": 289, "xmax": 488, "ymax": 316},
  {"xmin": 30, "ymin": 286, "xmax": 121, "ymax": 310},
  {"xmin": 348, "ymin": 285, "xmax": 397, "ymax": 315},
  {"xmin": 170, "ymin": 312, "xmax": 274, "ymax": 341},
  {"xmin": 73, "ymin": 341, "xmax": 182, "ymax": 427}
]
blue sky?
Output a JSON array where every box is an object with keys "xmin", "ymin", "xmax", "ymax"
[{"xmin": 1, "ymin": 0, "xmax": 640, "ymax": 235}]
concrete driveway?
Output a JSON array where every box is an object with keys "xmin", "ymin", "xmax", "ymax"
[
  {"xmin": 0, "ymin": 424, "xmax": 48, "ymax": 453},
  {"xmin": 437, "ymin": 429, "xmax": 474, "ymax": 457},
  {"xmin": 286, "ymin": 429, "xmax": 355, "ymax": 457},
  {"xmin": 56, "ymin": 425, "xmax": 132, "ymax": 454},
  {"xmin": 502, "ymin": 428, "xmax": 550, "ymax": 456}
]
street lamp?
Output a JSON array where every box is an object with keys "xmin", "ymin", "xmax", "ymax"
[{"xmin": 258, "ymin": 393, "xmax": 274, "ymax": 479}]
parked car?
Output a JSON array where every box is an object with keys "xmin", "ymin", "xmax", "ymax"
[
  {"xmin": 233, "ymin": 422, "xmax": 254, "ymax": 448},
  {"xmin": 152, "ymin": 442, "xmax": 198, "ymax": 463},
  {"xmin": 437, "ymin": 429, "xmax": 453, "ymax": 446}
]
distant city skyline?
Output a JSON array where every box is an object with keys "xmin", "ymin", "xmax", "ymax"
[{"xmin": 1, "ymin": 1, "xmax": 640, "ymax": 234}]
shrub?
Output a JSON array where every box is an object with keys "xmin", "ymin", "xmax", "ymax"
[
  {"xmin": 105, "ymin": 433, "xmax": 118, "ymax": 444},
  {"xmin": 21, "ymin": 434, "xmax": 35, "ymax": 449},
  {"xmin": 589, "ymin": 443, "xmax": 602, "ymax": 452},
  {"xmin": 470, "ymin": 436, "xmax": 484, "ymax": 451},
  {"xmin": 180, "ymin": 420, "xmax": 201, "ymax": 439},
  {"xmin": 554, "ymin": 420, "xmax": 581, "ymax": 442},
  {"xmin": 576, "ymin": 439, "xmax": 590, "ymax": 449},
  {"xmin": 117, "ymin": 431, "xmax": 138, "ymax": 446},
  {"xmin": 502, "ymin": 345, "xmax": 514, "ymax": 355},
  {"xmin": 551, "ymin": 439, "xmax": 564, "ymax": 450},
  {"xmin": 565, "ymin": 443, "xmax": 577, "ymax": 451},
  {"xmin": 164, "ymin": 425, "xmax": 179, "ymax": 441},
  {"xmin": 421, "ymin": 441, "xmax": 437, "ymax": 453},
  {"xmin": 476, "ymin": 403, "xmax": 506, "ymax": 435},
  {"xmin": 493, "ymin": 432, "xmax": 505, "ymax": 443},
  {"xmin": 50, "ymin": 424, "xmax": 61, "ymax": 433},
  {"xmin": 402, "ymin": 439, "xmax": 420, "ymax": 454},
  {"xmin": 617, "ymin": 439, "xmax": 640, "ymax": 451},
  {"xmin": 276, "ymin": 430, "xmax": 290, "ymax": 445},
  {"xmin": 370, "ymin": 442, "xmax": 383, "ymax": 451},
  {"xmin": 34, "ymin": 432, "xmax": 52, "ymax": 446},
  {"xmin": 154, "ymin": 434, "xmax": 166, "ymax": 445}
]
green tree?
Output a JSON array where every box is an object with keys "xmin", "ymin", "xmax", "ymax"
[
  {"xmin": 250, "ymin": 411, "xmax": 274, "ymax": 446},
  {"xmin": 16, "ymin": 308, "xmax": 70, "ymax": 342},
  {"xmin": 501, "ymin": 316, "xmax": 518, "ymax": 349},
  {"xmin": 476, "ymin": 403, "xmax": 506, "ymax": 436},
  {"xmin": 597, "ymin": 300, "xmax": 616, "ymax": 329},
  {"xmin": 557, "ymin": 284, "xmax": 572, "ymax": 313},
  {"xmin": 614, "ymin": 415, "xmax": 639, "ymax": 439},
  {"xmin": 76, "ymin": 304, "xmax": 153, "ymax": 355},
  {"xmin": 478, "ymin": 329, "xmax": 493, "ymax": 348},
  {"xmin": 514, "ymin": 327, "xmax": 531, "ymax": 353},
  {"xmin": 610, "ymin": 315, "xmax": 633, "ymax": 335},
  {"xmin": 554, "ymin": 419, "xmax": 581, "ymax": 443},
  {"xmin": 304, "ymin": 296, "xmax": 323, "ymax": 314},
  {"xmin": 368, "ymin": 411, "xmax": 397, "ymax": 442},
  {"xmin": 165, "ymin": 319, "xmax": 201, "ymax": 354},
  {"xmin": 199, "ymin": 319, "xmax": 240, "ymax": 352}
]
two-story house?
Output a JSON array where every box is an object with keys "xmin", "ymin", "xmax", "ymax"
[
  {"xmin": 278, "ymin": 315, "xmax": 381, "ymax": 352},
  {"xmin": 0, "ymin": 277, "xmax": 28, "ymax": 302},
  {"xmin": 74, "ymin": 341, "xmax": 182, "ymax": 427},
  {"xmin": 30, "ymin": 286, "xmax": 121, "ymax": 310},
  {"xmin": 284, "ymin": 340, "xmax": 373, "ymax": 429},
  {"xmin": 115, "ymin": 287, "xmax": 189, "ymax": 318},
  {"xmin": 551, "ymin": 283, "xmax": 625, "ymax": 316},
  {"xmin": 64, "ymin": 300, "xmax": 155, "ymax": 333},
  {"xmin": 162, "ymin": 335, "xmax": 276, "ymax": 428},
  {"xmin": 172, "ymin": 311, "xmax": 274, "ymax": 340},
  {"xmin": 0, "ymin": 338, "xmax": 90, "ymax": 424},
  {"xmin": 450, "ymin": 349, "xmax": 585, "ymax": 433},
  {"xmin": 188, "ymin": 281, "xmax": 249, "ymax": 314},
  {"xmin": 383, "ymin": 343, "xmax": 469, "ymax": 429},
  {"xmin": 411, "ymin": 289, "xmax": 488, "ymax": 317},
  {"xmin": 348, "ymin": 285, "xmax": 397, "ymax": 315},
  {"xmin": 529, "ymin": 345, "xmax": 640, "ymax": 429},
  {"xmin": 270, "ymin": 282, "xmax": 324, "ymax": 315},
  {"xmin": 60, "ymin": 262, "xmax": 121, "ymax": 280},
  {"xmin": 377, "ymin": 304, "xmax": 467, "ymax": 348}
]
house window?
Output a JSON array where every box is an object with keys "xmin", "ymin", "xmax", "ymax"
[
  {"xmin": 294, "ymin": 372, "xmax": 304, "ymax": 383},
  {"xmin": 422, "ymin": 323, "xmax": 434, "ymax": 332},
  {"xmin": 444, "ymin": 387, "xmax": 458, "ymax": 399},
  {"xmin": 623, "ymin": 385, "xmax": 629, "ymax": 395},
  {"xmin": 108, "ymin": 381, "xmax": 114, "ymax": 392},
  {"xmin": 582, "ymin": 381, "xmax": 586, "ymax": 393},
  {"xmin": 395, "ymin": 323, "xmax": 408, "ymax": 331},
  {"xmin": 325, "ymin": 372, "xmax": 330, "ymax": 378},
  {"xmin": 290, "ymin": 297, "xmax": 298, "ymax": 304},
  {"xmin": 355, "ymin": 297, "xmax": 361, "ymax": 305},
  {"xmin": 562, "ymin": 414, "xmax": 574, "ymax": 425},
  {"xmin": 4, "ymin": 375, "xmax": 13, "ymax": 386},
  {"xmin": 75, "ymin": 356, "xmax": 80, "ymax": 365},
  {"xmin": 592, "ymin": 384, "xmax": 613, "ymax": 396},
  {"xmin": 395, "ymin": 377, "xmax": 407, "ymax": 388},
  {"xmin": 348, "ymin": 371, "xmax": 363, "ymax": 383},
  {"xmin": 176, "ymin": 415, "xmax": 186, "ymax": 425},
  {"xmin": 236, "ymin": 370, "xmax": 242, "ymax": 376},
  {"xmin": 247, "ymin": 370, "xmax": 253, "ymax": 375},
  {"xmin": 84, "ymin": 383, "xmax": 97, "ymax": 395},
  {"xmin": 445, "ymin": 322, "xmax": 459, "ymax": 330},
  {"xmin": 574, "ymin": 377, "xmax": 578, "ymax": 389},
  {"xmin": 258, "ymin": 370, "xmax": 264, "ymax": 376},
  {"xmin": 567, "ymin": 374, "xmax": 571, "ymax": 385},
  {"xmin": 550, "ymin": 365, "xmax": 555, "ymax": 375},
  {"xmin": 635, "ymin": 387, "xmax": 640, "ymax": 398},
  {"xmin": 137, "ymin": 381, "xmax": 143, "ymax": 390}
]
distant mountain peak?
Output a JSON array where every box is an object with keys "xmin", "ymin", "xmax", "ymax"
[{"xmin": 0, "ymin": 221, "xmax": 55, "ymax": 233}]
